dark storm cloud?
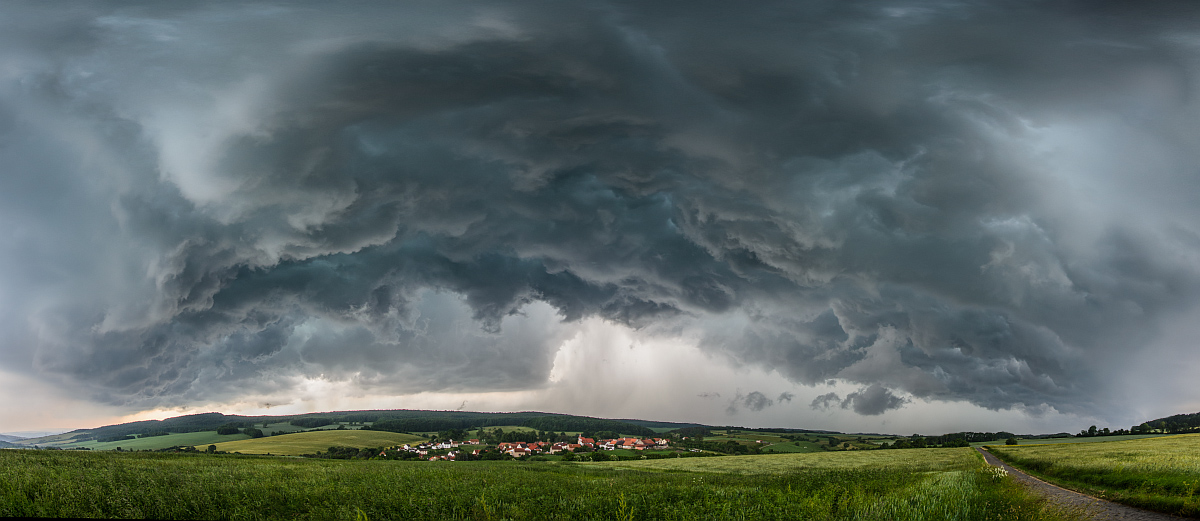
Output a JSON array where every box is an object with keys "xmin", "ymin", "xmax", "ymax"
[
  {"xmin": 3, "ymin": 0, "xmax": 1200, "ymax": 419},
  {"xmin": 842, "ymin": 384, "xmax": 909, "ymax": 416},
  {"xmin": 811, "ymin": 393, "xmax": 842, "ymax": 411},
  {"xmin": 809, "ymin": 385, "xmax": 907, "ymax": 415},
  {"xmin": 726, "ymin": 390, "xmax": 777, "ymax": 415}
]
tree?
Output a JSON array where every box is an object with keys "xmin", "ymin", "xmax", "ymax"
[
  {"xmin": 561, "ymin": 451, "xmax": 576, "ymax": 462},
  {"xmin": 207, "ymin": 445, "xmax": 217, "ymax": 453},
  {"xmin": 1005, "ymin": 438, "xmax": 1018, "ymax": 445},
  {"xmin": 1088, "ymin": 425, "xmax": 1097, "ymax": 437},
  {"xmin": 842, "ymin": 442, "xmax": 850, "ymax": 449}
]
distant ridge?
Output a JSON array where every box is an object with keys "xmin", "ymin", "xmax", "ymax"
[{"xmin": 9, "ymin": 409, "xmax": 707, "ymax": 446}]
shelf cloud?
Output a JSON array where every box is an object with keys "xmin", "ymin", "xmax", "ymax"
[{"xmin": 2, "ymin": 0, "xmax": 1200, "ymax": 429}]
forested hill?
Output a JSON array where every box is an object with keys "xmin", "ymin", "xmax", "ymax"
[
  {"xmin": 33, "ymin": 409, "xmax": 672, "ymax": 444},
  {"xmin": 615, "ymin": 419, "xmax": 710, "ymax": 431},
  {"xmin": 1140, "ymin": 411, "xmax": 1200, "ymax": 434}
]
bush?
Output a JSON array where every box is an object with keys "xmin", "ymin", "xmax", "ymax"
[
  {"xmin": 1005, "ymin": 438, "xmax": 1019, "ymax": 445},
  {"xmin": 216, "ymin": 424, "xmax": 241, "ymax": 435}
]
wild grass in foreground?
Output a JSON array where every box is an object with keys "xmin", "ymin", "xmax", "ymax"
[
  {"xmin": 989, "ymin": 433, "xmax": 1200, "ymax": 517},
  {"xmin": 1, "ymin": 448, "xmax": 1076, "ymax": 520}
]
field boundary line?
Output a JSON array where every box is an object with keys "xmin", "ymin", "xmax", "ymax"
[{"xmin": 975, "ymin": 447, "xmax": 1183, "ymax": 520}]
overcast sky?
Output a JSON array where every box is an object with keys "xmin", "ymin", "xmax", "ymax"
[{"xmin": 3, "ymin": 0, "xmax": 1200, "ymax": 436}]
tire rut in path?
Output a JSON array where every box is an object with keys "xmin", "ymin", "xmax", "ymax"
[{"xmin": 975, "ymin": 447, "xmax": 1184, "ymax": 520}]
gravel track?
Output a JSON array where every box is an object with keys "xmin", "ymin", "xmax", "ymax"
[{"xmin": 975, "ymin": 447, "xmax": 1184, "ymax": 520}]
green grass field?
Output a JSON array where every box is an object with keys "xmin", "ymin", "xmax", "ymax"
[
  {"xmin": 989, "ymin": 433, "xmax": 1200, "ymax": 517},
  {"xmin": 205, "ymin": 429, "xmax": 426, "ymax": 455},
  {"xmin": 0, "ymin": 447, "xmax": 1076, "ymax": 520},
  {"xmin": 974, "ymin": 433, "xmax": 1170, "ymax": 446},
  {"xmin": 600, "ymin": 447, "xmax": 985, "ymax": 474},
  {"xmin": 762, "ymin": 440, "xmax": 824, "ymax": 453},
  {"xmin": 70, "ymin": 431, "xmax": 252, "ymax": 451}
]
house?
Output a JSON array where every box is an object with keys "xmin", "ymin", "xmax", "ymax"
[
  {"xmin": 577, "ymin": 436, "xmax": 596, "ymax": 447},
  {"xmin": 613, "ymin": 437, "xmax": 642, "ymax": 450}
]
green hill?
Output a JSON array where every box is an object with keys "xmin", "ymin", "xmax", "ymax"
[{"xmin": 15, "ymin": 409, "xmax": 679, "ymax": 447}]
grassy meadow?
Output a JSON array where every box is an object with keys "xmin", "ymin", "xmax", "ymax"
[
  {"xmin": 974, "ymin": 433, "xmax": 1170, "ymax": 446},
  {"xmin": 989, "ymin": 433, "xmax": 1200, "ymax": 517},
  {"xmin": 77, "ymin": 431, "xmax": 253, "ymax": 451},
  {"xmin": 0, "ymin": 446, "xmax": 1079, "ymax": 520},
  {"xmin": 699, "ymin": 430, "xmax": 889, "ymax": 454},
  {"xmin": 205, "ymin": 430, "xmax": 427, "ymax": 456}
]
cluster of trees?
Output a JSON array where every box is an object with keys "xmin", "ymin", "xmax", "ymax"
[
  {"xmin": 1076, "ymin": 425, "xmax": 1130, "ymax": 437},
  {"xmin": 215, "ymin": 423, "xmax": 263, "ymax": 438},
  {"xmin": 877, "ymin": 434, "xmax": 973, "ymax": 449},
  {"xmin": 672, "ymin": 426, "xmax": 711, "ymax": 438},
  {"xmin": 675, "ymin": 438, "xmax": 762, "ymax": 455},
  {"xmin": 304, "ymin": 446, "xmax": 416, "ymax": 460}
]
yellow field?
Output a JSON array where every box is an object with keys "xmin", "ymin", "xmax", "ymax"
[
  {"xmin": 201, "ymin": 430, "xmax": 425, "ymax": 456},
  {"xmin": 594, "ymin": 446, "xmax": 979, "ymax": 475}
]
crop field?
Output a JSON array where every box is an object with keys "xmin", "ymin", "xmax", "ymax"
[
  {"xmin": 975, "ymin": 433, "xmax": 1170, "ymax": 446},
  {"xmin": 761, "ymin": 440, "xmax": 824, "ymax": 453},
  {"xmin": 0, "ymin": 447, "xmax": 1074, "ymax": 520},
  {"xmin": 205, "ymin": 430, "xmax": 427, "ymax": 455},
  {"xmin": 601, "ymin": 447, "xmax": 984, "ymax": 474},
  {"xmin": 72, "ymin": 431, "xmax": 252, "ymax": 451},
  {"xmin": 701, "ymin": 431, "xmax": 885, "ymax": 453},
  {"xmin": 8, "ymin": 432, "xmax": 80, "ymax": 447},
  {"xmin": 989, "ymin": 433, "xmax": 1200, "ymax": 517}
]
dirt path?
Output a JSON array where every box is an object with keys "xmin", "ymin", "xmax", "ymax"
[{"xmin": 975, "ymin": 447, "xmax": 1183, "ymax": 520}]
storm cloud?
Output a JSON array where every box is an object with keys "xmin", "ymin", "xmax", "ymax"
[
  {"xmin": 2, "ymin": 0, "xmax": 1200, "ymax": 424},
  {"xmin": 808, "ymin": 384, "xmax": 908, "ymax": 416}
]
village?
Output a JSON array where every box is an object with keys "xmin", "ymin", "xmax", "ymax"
[{"xmin": 383, "ymin": 435, "xmax": 674, "ymax": 461}]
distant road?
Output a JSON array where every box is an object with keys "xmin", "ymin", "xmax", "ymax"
[{"xmin": 975, "ymin": 447, "xmax": 1182, "ymax": 520}]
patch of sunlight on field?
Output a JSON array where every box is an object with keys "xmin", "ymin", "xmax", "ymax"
[
  {"xmin": 205, "ymin": 430, "xmax": 426, "ymax": 455},
  {"xmin": 75, "ymin": 431, "xmax": 250, "ymax": 451},
  {"xmin": 594, "ymin": 447, "xmax": 980, "ymax": 475},
  {"xmin": 9, "ymin": 432, "xmax": 81, "ymax": 447}
]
